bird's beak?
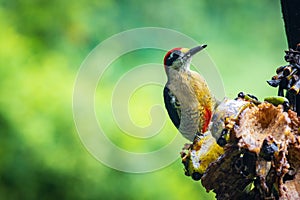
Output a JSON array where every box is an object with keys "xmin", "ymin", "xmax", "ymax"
[{"xmin": 183, "ymin": 44, "xmax": 207, "ymax": 60}]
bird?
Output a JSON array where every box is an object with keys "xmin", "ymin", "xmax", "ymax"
[
  {"xmin": 163, "ymin": 45, "xmax": 224, "ymax": 179},
  {"xmin": 163, "ymin": 45, "xmax": 217, "ymax": 141}
]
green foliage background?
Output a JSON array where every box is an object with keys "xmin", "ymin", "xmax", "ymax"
[{"xmin": 0, "ymin": 0, "xmax": 286, "ymax": 199}]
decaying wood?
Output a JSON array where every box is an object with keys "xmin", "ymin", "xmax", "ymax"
[{"xmin": 200, "ymin": 103, "xmax": 300, "ymax": 200}]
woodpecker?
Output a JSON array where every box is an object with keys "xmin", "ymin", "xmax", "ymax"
[{"xmin": 163, "ymin": 45, "xmax": 217, "ymax": 141}]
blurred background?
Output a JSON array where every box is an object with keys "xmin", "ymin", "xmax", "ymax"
[{"xmin": 0, "ymin": 0, "xmax": 287, "ymax": 199}]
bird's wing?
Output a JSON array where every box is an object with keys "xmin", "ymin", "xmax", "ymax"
[{"xmin": 163, "ymin": 86, "xmax": 181, "ymax": 129}]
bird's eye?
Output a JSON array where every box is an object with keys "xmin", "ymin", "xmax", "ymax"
[
  {"xmin": 165, "ymin": 51, "xmax": 182, "ymax": 66},
  {"xmin": 169, "ymin": 52, "xmax": 177, "ymax": 59},
  {"xmin": 165, "ymin": 52, "xmax": 180, "ymax": 66}
]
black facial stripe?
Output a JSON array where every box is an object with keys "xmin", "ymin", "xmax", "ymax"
[{"xmin": 165, "ymin": 50, "xmax": 183, "ymax": 66}]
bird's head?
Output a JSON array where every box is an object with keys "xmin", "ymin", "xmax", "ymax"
[{"xmin": 163, "ymin": 45, "xmax": 207, "ymax": 73}]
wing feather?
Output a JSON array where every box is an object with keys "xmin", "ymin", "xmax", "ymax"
[{"xmin": 163, "ymin": 86, "xmax": 181, "ymax": 128}]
